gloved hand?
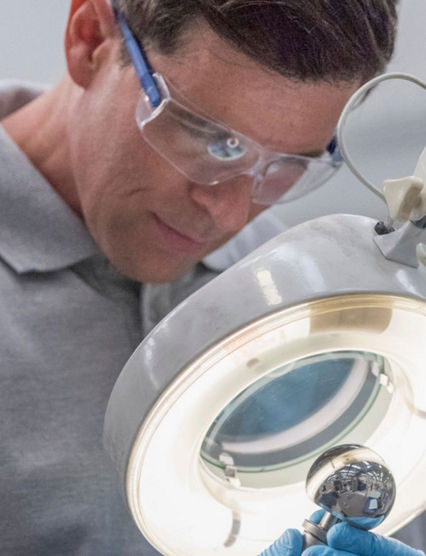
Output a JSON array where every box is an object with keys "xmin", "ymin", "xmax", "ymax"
[
  {"xmin": 304, "ymin": 523, "xmax": 426, "ymax": 556},
  {"xmin": 259, "ymin": 512, "xmax": 426, "ymax": 556},
  {"xmin": 258, "ymin": 511, "xmax": 323, "ymax": 555},
  {"xmin": 258, "ymin": 528, "xmax": 303, "ymax": 556}
]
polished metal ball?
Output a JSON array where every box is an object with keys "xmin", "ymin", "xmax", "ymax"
[{"xmin": 305, "ymin": 444, "xmax": 396, "ymax": 529}]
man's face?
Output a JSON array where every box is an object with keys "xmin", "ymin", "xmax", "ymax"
[{"xmin": 67, "ymin": 22, "xmax": 359, "ymax": 283}]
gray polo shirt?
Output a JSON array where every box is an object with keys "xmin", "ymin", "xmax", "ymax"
[{"xmin": 0, "ymin": 82, "xmax": 162, "ymax": 555}]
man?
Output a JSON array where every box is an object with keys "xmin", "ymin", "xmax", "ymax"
[{"xmin": 0, "ymin": 0, "xmax": 422, "ymax": 554}]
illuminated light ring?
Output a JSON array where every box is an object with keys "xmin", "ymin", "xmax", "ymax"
[{"xmin": 104, "ymin": 214, "xmax": 426, "ymax": 555}]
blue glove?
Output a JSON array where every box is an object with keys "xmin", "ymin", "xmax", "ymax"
[
  {"xmin": 259, "ymin": 511, "xmax": 324, "ymax": 556},
  {"xmin": 303, "ymin": 522, "xmax": 426, "ymax": 556},
  {"xmin": 258, "ymin": 528, "xmax": 303, "ymax": 556}
]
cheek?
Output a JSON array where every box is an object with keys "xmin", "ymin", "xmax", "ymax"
[
  {"xmin": 75, "ymin": 140, "xmax": 192, "ymax": 253},
  {"xmin": 70, "ymin": 113, "xmax": 152, "ymax": 214},
  {"xmin": 249, "ymin": 203, "xmax": 267, "ymax": 220},
  {"xmin": 68, "ymin": 76, "xmax": 145, "ymax": 199},
  {"xmin": 208, "ymin": 201, "xmax": 266, "ymax": 254}
]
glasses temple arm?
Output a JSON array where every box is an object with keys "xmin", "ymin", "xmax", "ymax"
[{"xmin": 112, "ymin": 3, "xmax": 162, "ymax": 108}]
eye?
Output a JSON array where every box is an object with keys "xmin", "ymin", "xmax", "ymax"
[{"xmin": 207, "ymin": 136, "xmax": 246, "ymax": 162}]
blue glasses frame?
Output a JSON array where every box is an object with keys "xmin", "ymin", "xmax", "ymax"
[{"xmin": 112, "ymin": 1, "xmax": 162, "ymax": 108}]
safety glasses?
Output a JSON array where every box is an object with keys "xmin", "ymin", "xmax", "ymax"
[{"xmin": 112, "ymin": 2, "xmax": 343, "ymax": 205}]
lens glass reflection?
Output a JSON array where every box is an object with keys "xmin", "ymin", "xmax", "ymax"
[{"xmin": 201, "ymin": 351, "xmax": 391, "ymax": 474}]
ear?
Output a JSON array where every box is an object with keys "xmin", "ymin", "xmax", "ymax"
[{"xmin": 65, "ymin": 0, "xmax": 116, "ymax": 89}]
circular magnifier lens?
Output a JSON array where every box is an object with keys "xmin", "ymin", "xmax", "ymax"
[
  {"xmin": 201, "ymin": 351, "xmax": 392, "ymax": 486},
  {"xmin": 207, "ymin": 136, "xmax": 246, "ymax": 162}
]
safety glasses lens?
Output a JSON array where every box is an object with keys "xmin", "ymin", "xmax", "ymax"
[
  {"xmin": 253, "ymin": 157, "xmax": 339, "ymax": 205},
  {"xmin": 136, "ymin": 92, "xmax": 258, "ymax": 184},
  {"xmin": 136, "ymin": 89, "xmax": 341, "ymax": 203}
]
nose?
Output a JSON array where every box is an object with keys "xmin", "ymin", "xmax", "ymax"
[{"xmin": 190, "ymin": 176, "xmax": 255, "ymax": 236}]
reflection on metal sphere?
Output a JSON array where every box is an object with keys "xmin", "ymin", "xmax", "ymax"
[{"xmin": 303, "ymin": 444, "xmax": 396, "ymax": 548}]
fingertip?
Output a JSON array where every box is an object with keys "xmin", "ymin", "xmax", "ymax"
[
  {"xmin": 280, "ymin": 528, "xmax": 303, "ymax": 552},
  {"xmin": 327, "ymin": 522, "xmax": 350, "ymax": 547},
  {"xmin": 327, "ymin": 522, "xmax": 373, "ymax": 553},
  {"xmin": 303, "ymin": 545, "xmax": 334, "ymax": 555},
  {"xmin": 261, "ymin": 528, "xmax": 303, "ymax": 555},
  {"xmin": 309, "ymin": 509, "xmax": 325, "ymax": 524}
]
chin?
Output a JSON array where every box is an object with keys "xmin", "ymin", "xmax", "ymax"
[{"xmin": 111, "ymin": 253, "xmax": 198, "ymax": 284}]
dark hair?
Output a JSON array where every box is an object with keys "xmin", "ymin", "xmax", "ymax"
[{"xmin": 116, "ymin": 0, "xmax": 398, "ymax": 83}]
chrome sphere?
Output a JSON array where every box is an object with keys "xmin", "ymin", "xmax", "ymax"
[{"xmin": 306, "ymin": 444, "xmax": 396, "ymax": 529}]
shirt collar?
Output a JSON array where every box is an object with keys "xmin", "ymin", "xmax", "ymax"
[{"xmin": 0, "ymin": 82, "xmax": 100, "ymax": 273}]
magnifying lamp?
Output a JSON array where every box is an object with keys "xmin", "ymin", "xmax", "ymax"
[{"xmin": 104, "ymin": 74, "xmax": 426, "ymax": 555}]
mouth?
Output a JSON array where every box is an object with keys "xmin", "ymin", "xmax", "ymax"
[{"xmin": 153, "ymin": 214, "xmax": 210, "ymax": 254}]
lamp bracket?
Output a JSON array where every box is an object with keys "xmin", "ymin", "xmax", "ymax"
[{"xmin": 374, "ymin": 219, "xmax": 426, "ymax": 268}]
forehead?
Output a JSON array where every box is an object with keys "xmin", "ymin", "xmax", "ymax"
[{"xmin": 147, "ymin": 22, "xmax": 360, "ymax": 154}]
